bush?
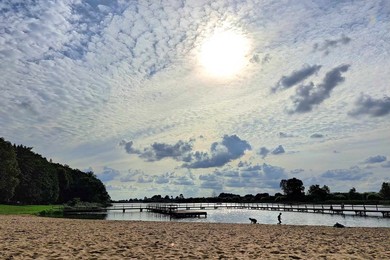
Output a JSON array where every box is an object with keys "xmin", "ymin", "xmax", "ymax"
[
  {"xmin": 67, "ymin": 198, "xmax": 81, "ymax": 207},
  {"xmin": 275, "ymin": 195, "xmax": 287, "ymax": 202},
  {"xmin": 329, "ymin": 194, "xmax": 347, "ymax": 200},
  {"xmin": 366, "ymin": 193, "xmax": 382, "ymax": 200},
  {"xmin": 38, "ymin": 208, "xmax": 63, "ymax": 217}
]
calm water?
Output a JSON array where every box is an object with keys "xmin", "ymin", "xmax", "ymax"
[{"xmin": 84, "ymin": 203, "xmax": 390, "ymax": 228}]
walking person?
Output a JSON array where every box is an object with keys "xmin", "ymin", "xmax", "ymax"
[{"xmin": 278, "ymin": 213, "xmax": 282, "ymax": 224}]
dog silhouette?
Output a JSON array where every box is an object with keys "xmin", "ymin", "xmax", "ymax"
[{"xmin": 249, "ymin": 218, "xmax": 257, "ymax": 224}]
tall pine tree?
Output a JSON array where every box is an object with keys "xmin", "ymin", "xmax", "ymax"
[{"xmin": 0, "ymin": 138, "xmax": 20, "ymax": 202}]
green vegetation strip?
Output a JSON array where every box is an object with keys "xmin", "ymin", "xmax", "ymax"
[{"xmin": 0, "ymin": 204, "xmax": 63, "ymax": 215}]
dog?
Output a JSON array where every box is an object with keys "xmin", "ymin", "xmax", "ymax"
[
  {"xmin": 333, "ymin": 222, "xmax": 345, "ymax": 228},
  {"xmin": 249, "ymin": 218, "xmax": 257, "ymax": 224}
]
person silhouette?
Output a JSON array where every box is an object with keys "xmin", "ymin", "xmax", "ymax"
[{"xmin": 278, "ymin": 213, "xmax": 282, "ymax": 224}]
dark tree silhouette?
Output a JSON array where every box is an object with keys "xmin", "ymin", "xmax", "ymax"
[
  {"xmin": 379, "ymin": 182, "xmax": 390, "ymax": 199},
  {"xmin": 13, "ymin": 145, "xmax": 59, "ymax": 204},
  {"xmin": 280, "ymin": 177, "xmax": 305, "ymax": 201},
  {"xmin": 0, "ymin": 137, "xmax": 110, "ymax": 205},
  {"xmin": 307, "ymin": 184, "xmax": 330, "ymax": 201},
  {"xmin": 0, "ymin": 138, "xmax": 20, "ymax": 202},
  {"xmin": 348, "ymin": 187, "xmax": 361, "ymax": 200}
]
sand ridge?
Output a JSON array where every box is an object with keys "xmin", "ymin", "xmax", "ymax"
[{"xmin": 0, "ymin": 215, "xmax": 389, "ymax": 259}]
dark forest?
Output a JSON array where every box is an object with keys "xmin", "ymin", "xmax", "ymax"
[{"xmin": 0, "ymin": 137, "xmax": 110, "ymax": 205}]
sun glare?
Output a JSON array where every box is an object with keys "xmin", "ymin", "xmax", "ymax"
[{"xmin": 199, "ymin": 30, "xmax": 250, "ymax": 78}]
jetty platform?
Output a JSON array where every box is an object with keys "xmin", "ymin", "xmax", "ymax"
[
  {"xmin": 146, "ymin": 204, "xmax": 207, "ymax": 218},
  {"xmin": 107, "ymin": 202, "xmax": 390, "ymax": 218}
]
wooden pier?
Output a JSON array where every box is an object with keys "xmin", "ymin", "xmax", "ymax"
[
  {"xmin": 107, "ymin": 202, "xmax": 390, "ymax": 218},
  {"xmin": 146, "ymin": 204, "xmax": 207, "ymax": 218}
]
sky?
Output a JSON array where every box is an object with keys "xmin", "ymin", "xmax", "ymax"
[{"xmin": 1, "ymin": 0, "xmax": 390, "ymax": 200}]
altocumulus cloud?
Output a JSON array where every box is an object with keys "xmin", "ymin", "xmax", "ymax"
[
  {"xmin": 313, "ymin": 35, "xmax": 351, "ymax": 55},
  {"xmin": 183, "ymin": 135, "xmax": 251, "ymax": 168},
  {"xmin": 199, "ymin": 174, "xmax": 223, "ymax": 190},
  {"xmin": 120, "ymin": 139, "xmax": 193, "ymax": 162},
  {"xmin": 258, "ymin": 145, "xmax": 285, "ymax": 158},
  {"xmin": 321, "ymin": 166, "xmax": 372, "ymax": 181},
  {"xmin": 200, "ymin": 162, "xmax": 287, "ymax": 190},
  {"xmin": 173, "ymin": 175, "xmax": 195, "ymax": 186},
  {"xmin": 382, "ymin": 161, "xmax": 390, "ymax": 168},
  {"xmin": 288, "ymin": 64, "xmax": 350, "ymax": 113},
  {"xmin": 258, "ymin": 147, "xmax": 270, "ymax": 159},
  {"xmin": 271, "ymin": 145, "xmax": 285, "ymax": 155},
  {"xmin": 3, "ymin": 0, "xmax": 265, "ymax": 144},
  {"xmin": 363, "ymin": 155, "xmax": 387, "ymax": 164},
  {"xmin": 139, "ymin": 140, "xmax": 193, "ymax": 162},
  {"xmin": 278, "ymin": 132, "xmax": 295, "ymax": 138},
  {"xmin": 310, "ymin": 133, "xmax": 324, "ymax": 138},
  {"xmin": 121, "ymin": 135, "xmax": 251, "ymax": 168},
  {"xmin": 2, "ymin": 0, "xmax": 390, "ymax": 200},
  {"xmin": 349, "ymin": 94, "xmax": 390, "ymax": 117},
  {"xmin": 272, "ymin": 64, "xmax": 322, "ymax": 92},
  {"xmin": 120, "ymin": 169, "xmax": 144, "ymax": 182},
  {"xmin": 95, "ymin": 166, "xmax": 121, "ymax": 182},
  {"xmin": 154, "ymin": 172, "xmax": 173, "ymax": 184},
  {"xmin": 119, "ymin": 140, "xmax": 140, "ymax": 154}
]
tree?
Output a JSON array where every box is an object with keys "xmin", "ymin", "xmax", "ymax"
[
  {"xmin": 56, "ymin": 165, "xmax": 72, "ymax": 202},
  {"xmin": 280, "ymin": 177, "xmax": 305, "ymax": 201},
  {"xmin": 255, "ymin": 193, "xmax": 269, "ymax": 201},
  {"xmin": 151, "ymin": 195, "xmax": 162, "ymax": 201},
  {"xmin": 0, "ymin": 138, "xmax": 111, "ymax": 205},
  {"xmin": 307, "ymin": 184, "xmax": 330, "ymax": 201},
  {"xmin": 13, "ymin": 145, "xmax": 59, "ymax": 204},
  {"xmin": 379, "ymin": 182, "xmax": 390, "ymax": 199},
  {"xmin": 348, "ymin": 187, "xmax": 361, "ymax": 200},
  {"xmin": 0, "ymin": 138, "xmax": 20, "ymax": 202},
  {"xmin": 68, "ymin": 171, "xmax": 110, "ymax": 204},
  {"xmin": 244, "ymin": 194, "xmax": 254, "ymax": 202}
]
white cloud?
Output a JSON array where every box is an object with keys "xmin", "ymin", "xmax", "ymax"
[
  {"xmin": 363, "ymin": 155, "xmax": 387, "ymax": 164},
  {"xmin": 183, "ymin": 135, "xmax": 251, "ymax": 168},
  {"xmin": 96, "ymin": 166, "xmax": 121, "ymax": 183},
  {"xmin": 1, "ymin": 0, "xmax": 390, "ymax": 199},
  {"xmin": 349, "ymin": 94, "xmax": 390, "ymax": 117},
  {"xmin": 321, "ymin": 166, "xmax": 373, "ymax": 181}
]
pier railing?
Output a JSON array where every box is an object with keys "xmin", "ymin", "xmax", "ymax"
[{"xmin": 108, "ymin": 202, "xmax": 390, "ymax": 218}]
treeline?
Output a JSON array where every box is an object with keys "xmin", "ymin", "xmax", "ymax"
[
  {"xmin": 119, "ymin": 178, "xmax": 390, "ymax": 204},
  {"xmin": 0, "ymin": 137, "xmax": 110, "ymax": 205}
]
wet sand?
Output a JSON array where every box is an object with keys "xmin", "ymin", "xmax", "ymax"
[{"xmin": 0, "ymin": 215, "xmax": 389, "ymax": 259}]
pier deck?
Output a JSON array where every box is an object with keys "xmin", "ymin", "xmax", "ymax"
[
  {"xmin": 107, "ymin": 203, "xmax": 390, "ymax": 218},
  {"xmin": 146, "ymin": 204, "xmax": 207, "ymax": 218}
]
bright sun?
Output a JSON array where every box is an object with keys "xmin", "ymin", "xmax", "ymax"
[{"xmin": 199, "ymin": 30, "xmax": 250, "ymax": 78}]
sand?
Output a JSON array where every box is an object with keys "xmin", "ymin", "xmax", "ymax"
[{"xmin": 0, "ymin": 215, "xmax": 389, "ymax": 259}]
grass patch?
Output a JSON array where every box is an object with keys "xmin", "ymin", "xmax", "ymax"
[{"xmin": 0, "ymin": 204, "xmax": 63, "ymax": 215}]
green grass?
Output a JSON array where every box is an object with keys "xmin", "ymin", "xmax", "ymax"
[{"xmin": 0, "ymin": 204, "xmax": 63, "ymax": 215}]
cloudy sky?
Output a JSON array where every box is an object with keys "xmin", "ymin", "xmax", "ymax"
[{"xmin": 1, "ymin": 0, "xmax": 390, "ymax": 200}]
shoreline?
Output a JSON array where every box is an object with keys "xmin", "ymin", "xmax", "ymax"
[{"xmin": 1, "ymin": 215, "xmax": 389, "ymax": 259}]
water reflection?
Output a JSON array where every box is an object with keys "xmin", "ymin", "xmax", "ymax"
[
  {"xmin": 64, "ymin": 204, "xmax": 390, "ymax": 228},
  {"xmin": 63, "ymin": 212, "xmax": 107, "ymax": 220}
]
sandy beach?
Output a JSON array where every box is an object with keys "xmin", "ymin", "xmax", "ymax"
[{"xmin": 0, "ymin": 215, "xmax": 389, "ymax": 259}]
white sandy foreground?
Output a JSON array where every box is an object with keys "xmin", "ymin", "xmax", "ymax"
[{"xmin": 0, "ymin": 215, "xmax": 389, "ymax": 259}]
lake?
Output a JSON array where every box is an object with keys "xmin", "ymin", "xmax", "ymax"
[{"xmin": 77, "ymin": 203, "xmax": 390, "ymax": 228}]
